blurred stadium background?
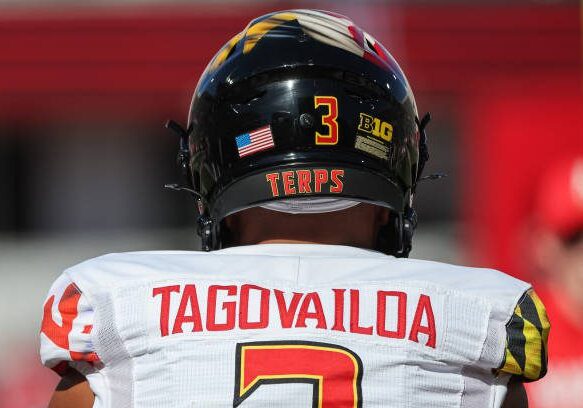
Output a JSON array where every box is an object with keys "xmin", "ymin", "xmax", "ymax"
[{"xmin": 0, "ymin": 0, "xmax": 581, "ymax": 406}]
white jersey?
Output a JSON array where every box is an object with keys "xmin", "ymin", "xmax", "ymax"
[{"xmin": 40, "ymin": 244, "xmax": 549, "ymax": 407}]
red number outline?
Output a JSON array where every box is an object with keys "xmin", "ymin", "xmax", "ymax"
[
  {"xmin": 233, "ymin": 340, "xmax": 363, "ymax": 408},
  {"xmin": 314, "ymin": 96, "xmax": 339, "ymax": 145}
]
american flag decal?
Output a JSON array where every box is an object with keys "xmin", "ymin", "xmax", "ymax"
[{"xmin": 235, "ymin": 125, "xmax": 274, "ymax": 158}]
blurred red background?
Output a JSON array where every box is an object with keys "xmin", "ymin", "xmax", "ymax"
[
  {"xmin": 2, "ymin": 4, "xmax": 580, "ymax": 277},
  {"xmin": 0, "ymin": 2, "xmax": 580, "ymax": 407}
]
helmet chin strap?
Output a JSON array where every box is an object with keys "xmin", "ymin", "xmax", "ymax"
[
  {"xmin": 414, "ymin": 112, "xmax": 432, "ymax": 193},
  {"xmin": 400, "ymin": 206, "xmax": 418, "ymax": 257},
  {"xmin": 396, "ymin": 112, "xmax": 431, "ymax": 258},
  {"xmin": 197, "ymin": 215, "xmax": 215, "ymax": 251},
  {"xmin": 165, "ymin": 119, "xmax": 216, "ymax": 251},
  {"xmin": 397, "ymin": 112, "xmax": 446, "ymax": 257}
]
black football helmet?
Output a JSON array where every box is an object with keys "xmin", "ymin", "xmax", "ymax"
[{"xmin": 167, "ymin": 9, "xmax": 430, "ymax": 257}]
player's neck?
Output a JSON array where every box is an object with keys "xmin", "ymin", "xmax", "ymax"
[{"xmin": 256, "ymin": 239, "xmax": 325, "ymax": 245}]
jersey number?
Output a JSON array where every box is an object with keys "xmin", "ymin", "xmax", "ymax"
[
  {"xmin": 314, "ymin": 96, "xmax": 339, "ymax": 145},
  {"xmin": 234, "ymin": 341, "xmax": 363, "ymax": 407}
]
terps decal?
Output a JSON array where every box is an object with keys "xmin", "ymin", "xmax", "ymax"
[
  {"xmin": 208, "ymin": 9, "xmax": 401, "ymax": 72},
  {"xmin": 265, "ymin": 169, "xmax": 344, "ymax": 197}
]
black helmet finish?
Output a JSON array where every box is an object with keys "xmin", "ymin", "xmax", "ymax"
[{"xmin": 167, "ymin": 9, "xmax": 430, "ymax": 257}]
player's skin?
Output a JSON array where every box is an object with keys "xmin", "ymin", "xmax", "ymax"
[
  {"xmin": 48, "ymin": 204, "xmax": 528, "ymax": 408},
  {"xmin": 222, "ymin": 204, "xmax": 390, "ymax": 248},
  {"xmin": 48, "ymin": 368, "xmax": 93, "ymax": 408}
]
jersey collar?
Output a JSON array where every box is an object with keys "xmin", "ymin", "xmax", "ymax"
[{"xmin": 215, "ymin": 243, "xmax": 388, "ymax": 258}]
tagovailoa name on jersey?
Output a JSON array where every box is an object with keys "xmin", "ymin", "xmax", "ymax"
[{"xmin": 152, "ymin": 284, "xmax": 437, "ymax": 348}]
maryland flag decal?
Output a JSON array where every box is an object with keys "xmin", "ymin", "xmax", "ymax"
[
  {"xmin": 207, "ymin": 10, "xmax": 399, "ymax": 73},
  {"xmin": 499, "ymin": 290, "xmax": 550, "ymax": 381}
]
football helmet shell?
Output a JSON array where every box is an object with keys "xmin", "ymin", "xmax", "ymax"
[{"xmin": 170, "ymin": 9, "xmax": 430, "ymax": 256}]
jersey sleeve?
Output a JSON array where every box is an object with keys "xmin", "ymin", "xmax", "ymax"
[
  {"xmin": 40, "ymin": 272, "xmax": 100, "ymax": 375},
  {"xmin": 498, "ymin": 289, "xmax": 550, "ymax": 382}
]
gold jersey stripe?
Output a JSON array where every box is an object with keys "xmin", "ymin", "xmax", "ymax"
[
  {"xmin": 530, "ymin": 290, "xmax": 551, "ymax": 346},
  {"xmin": 519, "ymin": 308, "xmax": 543, "ymax": 380},
  {"xmin": 502, "ymin": 347, "xmax": 522, "ymax": 376},
  {"xmin": 499, "ymin": 289, "xmax": 550, "ymax": 381}
]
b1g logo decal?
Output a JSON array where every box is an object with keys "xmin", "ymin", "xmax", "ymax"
[
  {"xmin": 314, "ymin": 96, "xmax": 339, "ymax": 145},
  {"xmin": 234, "ymin": 341, "xmax": 363, "ymax": 407},
  {"xmin": 265, "ymin": 169, "xmax": 344, "ymax": 197},
  {"xmin": 357, "ymin": 113, "xmax": 393, "ymax": 142},
  {"xmin": 354, "ymin": 113, "xmax": 393, "ymax": 161}
]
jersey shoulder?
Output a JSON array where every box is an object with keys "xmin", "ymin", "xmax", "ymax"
[
  {"xmin": 39, "ymin": 251, "xmax": 201, "ymax": 374},
  {"xmin": 40, "ymin": 272, "xmax": 99, "ymax": 374},
  {"xmin": 64, "ymin": 250, "xmax": 211, "ymax": 286},
  {"xmin": 499, "ymin": 289, "xmax": 550, "ymax": 382},
  {"xmin": 396, "ymin": 257, "xmax": 531, "ymax": 299},
  {"xmin": 403, "ymin": 259, "xmax": 549, "ymax": 380}
]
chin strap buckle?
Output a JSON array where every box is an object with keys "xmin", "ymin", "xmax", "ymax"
[
  {"xmin": 394, "ymin": 207, "xmax": 416, "ymax": 258},
  {"xmin": 197, "ymin": 215, "xmax": 214, "ymax": 252}
]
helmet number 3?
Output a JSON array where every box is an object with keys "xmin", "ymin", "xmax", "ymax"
[
  {"xmin": 233, "ymin": 341, "xmax": 363, "ymax": 407},
  {"xmin": 314, "ymin": 96, "xmax": 339, "ymax": 145}
]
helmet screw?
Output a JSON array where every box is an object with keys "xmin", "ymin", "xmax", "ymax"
[{"xmin": 299, "ymin": 113, "xmax": 314, "ymax": 129}]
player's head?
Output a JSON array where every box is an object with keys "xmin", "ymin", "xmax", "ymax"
[
  {"xmin": 532, "ymin": 156, "xmax": 583, "ymax": 295},
  {"xmin": 168, "ymin": 9, "xmax": 430, "ymax": 256}
]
